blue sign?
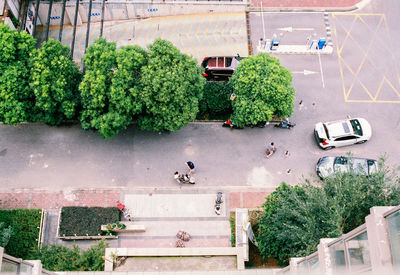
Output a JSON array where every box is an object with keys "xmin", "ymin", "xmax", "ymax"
[
  {"xmin": 318, "ymin": 38, "xmax": 326, "ymax": 50},
  {"xmin": 270, "ymin": 39, "xmax": 279, "ymax": 50},
  {"xmin": 50, "ymin": 16, "xmax": 60, "ymax": 20},
  {"xmin": 147, "ymin": 8, "xmax": 158, "ymax": 12},
  {"xmin": 91, "ymin": 13, "xmax": 101, "ymax": 16}
]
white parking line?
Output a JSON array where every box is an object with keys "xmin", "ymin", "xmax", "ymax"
[{"xmin": 317, "ymin": 50, "xmax": 325, "ymax": 88}]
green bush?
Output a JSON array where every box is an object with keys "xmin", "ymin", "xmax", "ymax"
[
  {"xmin": 197, "ymin": 81, "xmax": 233, "ymax": 120},
  {"xmin": 29, "ymin": 240, "xmax": 108, "ymax": 271},
  {"xmin": 257, "ymin": 157, "xmax": 400, "ymax": 266},
  {"xmin": 0, "ymin": 209, "xmax": 42, "ymax": 258},
  {"xmin": 59, "ymin": 207, "xmax": 119, "ymax": 237}
]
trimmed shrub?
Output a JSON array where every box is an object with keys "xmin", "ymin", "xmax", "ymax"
[
  {"xmin": 198, "ymin": 81, "xmax": 233, "ymax": 120},
  {"xmin": 59, "ymin": 207, "xmax": 119, "ymax": 237},
  {"xmin": 0, "ymin": 209, "xmax": 42, "ymax": 258},
  {"xmin": 29, "ymin": 240, "xmax": 108, "ymax": 271}
]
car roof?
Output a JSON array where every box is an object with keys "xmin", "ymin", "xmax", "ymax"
[{"xmin": 324, "ymin": 119, "xmax": 353, "ymax": 138}]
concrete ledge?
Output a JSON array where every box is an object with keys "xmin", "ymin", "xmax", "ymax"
[
  {"xmin": 105, "ymin": 247, "xmax": 244, "ymax": 271},
  {"xmin": 101, "ymin": 222, "xmax": 146, "ymax": 233}
]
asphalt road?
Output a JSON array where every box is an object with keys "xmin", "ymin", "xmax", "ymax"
[{"xmin": 1, "ymin": 0, "xmax": 399, "ymax": 190}]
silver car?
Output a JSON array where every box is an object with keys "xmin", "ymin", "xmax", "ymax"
[{"xmin": 316, "ymin": 156, "xmax": 378, "ymax": 179}]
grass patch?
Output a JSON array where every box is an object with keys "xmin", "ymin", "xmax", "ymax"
[
  {"xmin": 59, "ymin": 207, "xmax": 119, "ymax": 237},
  {"xmin": 0, "ymin": 209, "xmax": 42, "ymax": 258}
]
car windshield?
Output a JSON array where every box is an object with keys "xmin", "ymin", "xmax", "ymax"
[
  {"xmin": 333, "ymin": 157, "xmax": 348, "ymax": 172},
  {"xmin": 323, "ymin": 124, "xmax": 330, "ymax": 139},
  {"xmin": 350, "ymin": 119, "xmax": 363, "ymax": 136},
  {"xmin": 342, "ymin": 122, "xmax": 350, "ymax": 133}
]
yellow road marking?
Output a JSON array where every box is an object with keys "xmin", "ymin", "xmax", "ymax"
[
  {"xmin": 384, "ymin": 76, "xmax": 400, "ymax": 97},
  {"xmin": 346, "ymin": 99, "xmax": 400, "ymax": 103},
  {"xmin": 334, "ymin": 12, "xmax": 400, "ymax": 103},
  {"xmin": 338, "ymin": 16, "xmax": 357, "ymax": 54}
]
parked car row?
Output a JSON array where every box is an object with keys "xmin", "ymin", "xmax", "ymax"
[{"xmin": 314, "ymin": 117, "xmax": 377, "ymax": 179}]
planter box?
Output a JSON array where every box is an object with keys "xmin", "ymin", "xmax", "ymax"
[{"xmin": 101, "ymin": 222, "xmax": 146, "ymax": 233}]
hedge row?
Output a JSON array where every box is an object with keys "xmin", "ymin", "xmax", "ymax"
[
  {"xmin": 0, "ymin": 209, "xmax": 42, "ymax": 258},
  {"xmin": 59, "ymin": 207, "xmax": 119, "ymax": 237},
  {"xmin": 198, "ymin": 81, "xmax": 233, "ymax": 120}
]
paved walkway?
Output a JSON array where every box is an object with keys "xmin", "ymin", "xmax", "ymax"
[
  {"xmin": 0, "ymin": 188, "xmax": 269, "ymax": 211},
  {"xmin": 0, "ymin": 188, "xmax": 268, "ymax": 248}
]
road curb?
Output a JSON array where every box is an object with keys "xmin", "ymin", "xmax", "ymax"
[{"xmin": 0, "ymin": 186, "xmax": 277, "ymax": 193}]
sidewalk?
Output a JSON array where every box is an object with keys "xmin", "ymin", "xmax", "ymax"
[{"xmin": 0, "ymin": 188, "xmax": 270, "ymax": 211}]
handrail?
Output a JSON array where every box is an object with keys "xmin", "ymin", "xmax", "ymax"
[{"xmin": 383, "ymin": 205, "xmax": 400, "ymax": 218}]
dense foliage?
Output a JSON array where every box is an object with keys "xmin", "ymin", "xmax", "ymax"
[
  {"xmin": 198, "ymin": 81, "xmax": 233, "ymax": 119},
  {"xmin": 0, "ymin": 209, "xmax": 42, "ymax": 258},
  {"xmin": 30, "ymin": 39, "xmax": 81, "ymax": 125},
  {"xmin": 79, "ymin": 39, "xmax": 148, "ymax": 138},
  {"xmin": 29, "ymin": 240, "xmax": 108, "ymax": 271},
  {"xmin": 138, "ymin": 39, "xmax": 205, "ymax": 131},
  {"xmin": 79, "ymin": 38, "xmax": 117, "ymax": 133},
  {"xmin": 0, "ymin": 24, "xmax": 37, "ymax": 124},
  {"xmin": 230, "ymin": 53, "xmax": 295, "ymax": 127},
  {"xmin": 0, "ymin": 222, "xmax": 13, "ymax": 248},
  {"xmin": 59, "ymin": 207, "xmax": 119, "ymax": 237},
  {"xmin": 257, "ymin": 158, "xmax": 400, "ymax": 266}
]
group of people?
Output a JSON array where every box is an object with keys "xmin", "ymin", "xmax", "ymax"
[{"xmin": 174, "ymin": 161, "xmax": 195, "ymax": 184}]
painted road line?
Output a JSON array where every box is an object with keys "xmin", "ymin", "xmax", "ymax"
[
  {"xmin": 324, "ymin": 12, "xmax": 333, "ymax": 46},
  {"xmin": 177, "ymin": 16, "xmax": 189, "ymax": 55},
  {"xmin": 183, "ymin": 16, "xmax": 199, "ymax": 59},
  {"xmin": 292, "ymin": 70, "xmax": 318, "ymax": 75},
  {"xmin": 317, "ymin": 50, "xmax": 325, "ymax": 88},
  {"xmin": 61, "ymin": 27, "xmax": 72, "ymax": 45},
  {"xmin": 111, "ymin": 23, "xmax": 124, "ymax": 42},
  {"xmin": 211, "ymin": 14, "xmax": 224, "ymax": 55},
  {"xmin": 160, "ymin": 16, "xmax": 173, "ymax": 40}
]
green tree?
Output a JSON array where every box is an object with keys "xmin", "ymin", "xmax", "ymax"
[
  {"xmin": 93, "ymin": 45, "xmax": 147, "ymax": 138},
  {"xmin": 229, "ymin": 53, "xmax": 295, "ymax": 127},
  {"xmin": 198, "ymin": 81, "xmax": 233, "ymax": 119},
  {"xmin": 257, "ymin": 158, "xmax": 400, "ymax": 267},
  {"xmin": 79, "ymin": 38, "xmax": 117, "ymax": 132},
  {"xmin": 30, "ymin": 39, "xmax": 81, "ymax": 125},
  {"xmin": 0, "ymin": 23, "xmax": 37, "ymax": 124},
  {"xmin": 138, "ymin": 39, "xmax": 205, "ymax": 131},
  {"xmin": 79, "ymin": 39, "xmax": 147, "ymax": 138}
]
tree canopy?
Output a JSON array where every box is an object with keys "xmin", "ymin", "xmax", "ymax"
[
  {"xmin": 229, "ymin": 53, "xmax": 295, "ymax": 127},
  {"xmin": 138, "ymin": 39, "xmax": 205, "ymax": 132},
  {"xmin": 0, "ymin": 23, "xmax": 37, "ymax": 124},
  {"xmin": 30, "ymin": 39, "xmax": 81, "ymax": 125},
  {"xmin": 257, "ymin": 157, "xmax": 400, "ymax": 266},
  {"xmin": 79, "ymin": 39, "xmax": 149, "ymax": 138}
]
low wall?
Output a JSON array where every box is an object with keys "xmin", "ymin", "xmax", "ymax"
[
  {"xmin": 36, "ymin": 1, "xmax": 247, "ymax": 26},
  {"xmin": 104, "ymin": 247, "xmax": 245, "ymax": 271}
]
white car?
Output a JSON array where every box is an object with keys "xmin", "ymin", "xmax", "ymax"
[
  {"xmin": 316, "ymin": 156, "xmax": 378, "ymax": 179},
  {"xmin": 314, "ymin": 118, "xmax": 372, "ymax": 150}
]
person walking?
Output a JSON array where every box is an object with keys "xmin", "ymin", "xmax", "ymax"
[{"xmin": 186, "ymin": 161, "xmax": 195, "ymax": 175}]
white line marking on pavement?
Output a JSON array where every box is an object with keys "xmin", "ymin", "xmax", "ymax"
[
  {"xmin": 277, "ymin": 26, "xmax": 315, "ymax": 32},
  {"xmin": 317, "ymin": 50, "xmax": 325, "ymax": 88},
  {"xmin": 292, "ymin": 70, "xmax": 318, "ymax": 75}
]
